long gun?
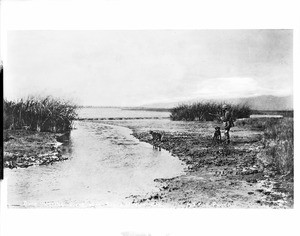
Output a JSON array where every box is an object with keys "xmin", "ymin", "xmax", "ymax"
[
  {"xmin": 209, "ymin": 113, "xmax": 220, "ymax": 117},
  {"xmin": 208, "ymin": 113, "xmax": 222, "ymax": 121}
]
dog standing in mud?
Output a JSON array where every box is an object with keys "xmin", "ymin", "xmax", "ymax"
[
  {"xmin": 212, "ymin": 126, "xmax": 221, "ymax": 144},
  {"xmin": 149, "ymin": 130, "xmax": 164, "ymax": 151}
]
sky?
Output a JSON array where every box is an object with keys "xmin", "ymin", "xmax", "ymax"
[{"xmin": 5, "ymin": 30, "xmax": 293, "ymax": 106}]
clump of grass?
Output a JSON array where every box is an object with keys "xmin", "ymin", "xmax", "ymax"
[
  {"xmin": 170, "ymin": 102, "xmax": 251, "ymax": 121},
  {"xmin": 237, "ymin": 117, "xmax": 293, "ymax": 176},
  {"xmin": 3, "ymin": 96, "xmax": 78, "ymax": 133},
  {"xmin": 263, "ymin": 118, "xmax": 294, "ymax": 176}
]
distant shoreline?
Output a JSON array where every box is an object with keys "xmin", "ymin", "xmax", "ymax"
[
  {"xmin": 76, "ymin": 117, "xmax": 170, "ymax": 121},
  {"xmin": 79, "ymin": 106, "xmax": 293, "ymax": 117},
  {"xmin": 121, "ymin": 107, "xmax": 171, "ymax": 112},
  {"xmin": 79, "ymin": 106, "xmax": 171, "ymax": 112}
]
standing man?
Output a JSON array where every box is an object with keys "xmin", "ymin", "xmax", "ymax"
[{"xmin": 221, "ymin": 104, "xmax": 233, "ymax": 144}]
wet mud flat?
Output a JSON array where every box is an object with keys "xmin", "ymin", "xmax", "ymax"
[
  {"xmin": 98, "ymin": 119, "xmax": 293, "ymax": 208},
  {"xmin": 3, "ymin": 130, "xmax": 69, "ymax": 169}
]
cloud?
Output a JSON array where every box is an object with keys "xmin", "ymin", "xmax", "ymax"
[{"xmin": 5, "ymin": 30, "xmax": 293, "ymax": 106}]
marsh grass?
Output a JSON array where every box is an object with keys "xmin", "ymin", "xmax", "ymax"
[
  {"xmin": 4, "ymin": 96, "xmax": 78, "ymax": 133},
  {"xmin": 237, "ymin": 117, "xmax": 293, "ymax": 176},
  {"xmin": 262, "ymin": 118, "xmax": 293, "ymax": 176},
  {"xmin": 170, "ymin": 102, "xmax": 251, "ymax": 121}
]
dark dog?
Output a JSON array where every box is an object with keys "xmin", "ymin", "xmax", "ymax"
[
  {"xmin": 149, "ymin": 130, "xmax": 163, "ymax": 151},
  {"xmin": 212, "ymin": 126, "xmax": 221, "ymax": 144}
]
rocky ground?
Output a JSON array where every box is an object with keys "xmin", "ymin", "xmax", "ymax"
[
  {"xmin": 98, "ymin": 119, "xmax": 294, "ymax": 208},
  {"xmin": 3, "ymin": 130, "xmax": 70, "ymax": 169}
]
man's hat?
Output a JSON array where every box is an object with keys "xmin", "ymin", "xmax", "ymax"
[{"xmin": 222, "ymin": 104, "xmax": 229, "ymax": 109}]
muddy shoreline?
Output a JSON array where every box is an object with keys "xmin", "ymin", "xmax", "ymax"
[
  {"xmin": 3, "ymin": 130, "xmax": 69, "ymax": 169},
  {"xmin": 106, "ymin": 120, "xmax": 293, "ymax": 208}
]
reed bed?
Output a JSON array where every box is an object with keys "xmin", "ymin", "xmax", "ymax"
[
  {"xmin": 3, "ymin": 96, "xmax": 78, "ymax": 133},
  {"xmin": 170, "ymin": 102, "xmax": 251, "ymax": 121}
]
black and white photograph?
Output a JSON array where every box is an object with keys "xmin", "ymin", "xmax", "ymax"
[
  {"xmin": 0, "ymin": 1, "xmax": 299, "ymax": 236},
  {"xmin": 3, "ymin": 29, "xmax": 294, "ymax": 208}
]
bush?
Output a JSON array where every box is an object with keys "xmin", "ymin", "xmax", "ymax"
[
  {"xmin": 170, "ymin": 102, "xmax": 251, "ymax": 121},
  {"xmin": 3, "ymin": 96, "xmax": 78, "ymax": 133}
]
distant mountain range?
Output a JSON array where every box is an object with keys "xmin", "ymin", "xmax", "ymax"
[{"xmin": 140, "ymin": 95, "xmax": 293, "ymax": 110}]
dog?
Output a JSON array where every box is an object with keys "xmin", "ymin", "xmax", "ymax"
[
  {"xmin": 149, "ymin": 130, "xmax": 164, "ymax": 151},
  {"xmin": 212, "ymin": 126, "xmax": 221, "ymax": 144}
]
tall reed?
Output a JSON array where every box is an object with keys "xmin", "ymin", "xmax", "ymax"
[
  {"xmin": 170, "ymin": 102, "xmax": 251, "ymax": 121},
  {"xmin": 3, "ymin": 96, "xmax": 78, "ymax": 133}
]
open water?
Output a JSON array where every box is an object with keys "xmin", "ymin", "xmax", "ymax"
[{"xmin": 6, "ymin": 108, "xmax": 184, "ymax": 207}]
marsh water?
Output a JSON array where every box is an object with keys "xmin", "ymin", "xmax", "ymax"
[
  {"xmin": 6, "ymin": 108, "xmax": 185, "ymax": 207},
  {"xmin": 77, "ymin": 107, "xmax": 170, "ymax": 119}
]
